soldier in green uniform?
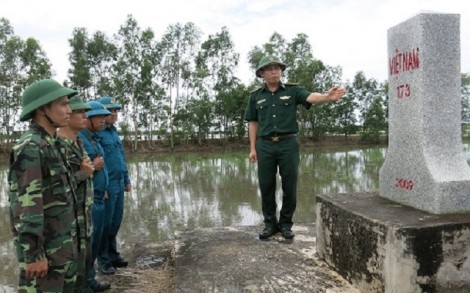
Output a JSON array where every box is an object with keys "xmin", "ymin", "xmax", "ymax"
[
  {"xmin": 8, "ymin": 79, "xmax": 80, "ymax": 292},
  {"xmin": 244, "ymin": 55, "xmax": 345, "ymax": 240},
  {"xmin": 58, "ymin": 95, "xmax": 110, "ymax": 293}
]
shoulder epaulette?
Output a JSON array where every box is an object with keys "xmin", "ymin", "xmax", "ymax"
[
  {"xmin": 251, "ymin": 87, "xmax": 262, "ymax": 93},
  {"xmin": 284, "ymin": 82, "xmax": 299, "ymax": 86}
]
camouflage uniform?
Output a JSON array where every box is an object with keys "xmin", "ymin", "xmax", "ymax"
[
  {"xmin": 60, "ymin": 136, "xmax": 94, "ymax": 293},
  {"xmin": 9, "ymin": 123, "xmax": 79, "ymax": 292}
]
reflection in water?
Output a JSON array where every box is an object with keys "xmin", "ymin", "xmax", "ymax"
[{"xmin": 0, "ymin": 146, "xmax": 388, "ymax": 289}]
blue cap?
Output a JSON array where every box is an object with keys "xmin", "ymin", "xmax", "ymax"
[
  {"xmin": 86, "ymin": 101, "xmax": 111, "ymax": 117},
  {"xmin": 96, "ymin": 96, "xmax": 121, "ymax": 110}
]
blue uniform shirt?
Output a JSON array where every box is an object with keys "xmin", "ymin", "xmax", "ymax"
[
  {"xmin": 99, "ymin": 125, "xmax": 130, "ymax": 186},
  {"xmin": 79, "ymin": 129, "xmax": 109, "ymax": 194}
]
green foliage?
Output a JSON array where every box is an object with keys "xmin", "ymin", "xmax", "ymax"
[
  {"xmin": 8, "ymin": 15, "xmax": 470, "ymax": 149},
  {"xmin": 461, "ymin": 73, "xmax": 470, "ymax": 126},
  {"xmin": 0, "ymin": 18, "xmax": 51, "ymax": 148},
  {"xmin": 68, "ymin": 27, "xmax": 92, "ymax": 94},
  {"xmin": 361, "ymin": 97, "xmax": 387, "ymax": 144}
]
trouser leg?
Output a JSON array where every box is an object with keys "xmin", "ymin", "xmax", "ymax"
[
  {"xmin": 108, "ymin": 183, "xmax": 124, "ymax": 261},
  {"xmin": 278, "ymin": 138, "xmax": 300, "ymax": 230},
  {"xmin": 87, "ymin": 198, "xmax": 104, "ymax": 288},
  {"xmin": 256, "ymin": 140, "xmax": 279, "ymax": 228},
  {"xmin": 98, "ymin": 191, "xmax": 116, "ymax": 269}
]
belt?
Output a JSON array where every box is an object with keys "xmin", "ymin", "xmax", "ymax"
[{"xmin": 261, "ymin": 133, "xmax": 297, "ymax": 142}]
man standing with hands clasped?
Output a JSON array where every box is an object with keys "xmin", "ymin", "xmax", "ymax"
[
  {"xmin": 96, "ymin": 97, "xmax": 131, "ymax": 273},
  {"xmin": 244, "ymin": 55, "xmax": 346, "ymax": 241},
  {"xmin": 78, "ymin": 101, "xmax": 112, "ymax": 292}
]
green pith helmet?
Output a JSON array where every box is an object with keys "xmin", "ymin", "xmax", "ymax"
[
  {"xmin": 20, "ymin": 79, "xmax": 77, "ymax": 121},
  {"xmin": 255, "ymin": 55, "xmax": 287, "ymax": 78},
  {"xmin": 69, "ymin": 94, "xmax": 92, "ymax": 111},
  {"xmin": 96, "ymin": 96, "xmax": 121, "ymax": 110},
  {"xmin": 85, "ymin": 101, "xmax": 111, "ymax": 118}
]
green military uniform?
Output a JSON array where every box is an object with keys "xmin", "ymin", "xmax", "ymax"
[
  {"xmin": 9, "ymin": 124, "xmax": 79, "ymax": 292},
  {"xmin": 8, "ymin": 79, "xmax": 79, "ymax": 292},
  {"xmin": 59, "ymin": 95, "xmax": 94, "ymax": 293},
  {"xmin": 244, "ymin": 79, "xmax": 311, "ymax": 231},
  {"xmin": 60, "ymin": 136, "xmax": 94, "ymax": 293}
]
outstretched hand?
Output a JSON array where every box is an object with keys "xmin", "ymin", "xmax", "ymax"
[{"xmin": 327, "ymin": 86, "xmax": 346, "ymax": 101}]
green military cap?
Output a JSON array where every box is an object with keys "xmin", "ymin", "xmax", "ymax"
[
  {"xmin": 256, "ymin": 55, "xmax": 287, "ymax": 78},
  {"xmin": 20, "ymin": 79, "xmax": 77, "ymax": 121},
  {"xmin": 69, "ymin": 94, "xmax": 92, "ymax": 111}
]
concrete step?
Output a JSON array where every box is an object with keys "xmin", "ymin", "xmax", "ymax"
[{"xmin": 174, "ymin": 225, "xmax": 359, "ymax": 292}]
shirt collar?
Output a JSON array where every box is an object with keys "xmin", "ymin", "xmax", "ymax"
[
  {"xmin": 262, "ymin": 81, "xmax": 286, "ymax": 92},
  {"xmin": 80, "ymin": 128, "xmax": 95, "ymax": 140},
  {"xmin": 31, "ymin": 123, "xmax": 56, "ymax": 144}
]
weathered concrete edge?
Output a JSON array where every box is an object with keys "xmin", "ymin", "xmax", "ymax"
[{"xmin": 316, "ymin": 192, "xmax": 470, "ymax": 293}]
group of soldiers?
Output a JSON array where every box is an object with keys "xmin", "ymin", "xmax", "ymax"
[
  {"xmin": 8, "ymin": 79, "xmax": 131, "ymax": 293},
  {"xmin": 7, "ymin": 55, "xmax": 345, "ymax": 292}
]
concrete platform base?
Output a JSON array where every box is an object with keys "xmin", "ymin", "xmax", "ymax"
[
  {"xmin": 316, "ymin": 192, "xmax": 470, "ymax": 293},
  {"xmin": 174, "ymin": 225, "xmax": 359, "ymax": 292}
]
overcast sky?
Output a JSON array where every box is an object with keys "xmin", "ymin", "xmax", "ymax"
[{"xmin": 2, "ymin": 0, "xmax": 470, "ymax": 85}]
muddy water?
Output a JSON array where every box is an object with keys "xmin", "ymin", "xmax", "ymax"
[{"xmin": 0, "ymin": 146, "xmax": 387, "ymax": 291}]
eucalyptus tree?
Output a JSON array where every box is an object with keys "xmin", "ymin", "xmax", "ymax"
[
  {"xmin": 113, "ymin": 15, "xmax": 161, "ymax": 151},
  {"xmin": 248, "ymin": 32, "xmax": 345, "ymax": 139},
  {"xmin": 225, "ymin": 83, "xmax": 251, "ymax": 139},
  {"xmin": 333, "ymin": 85, "xmax": 358, "ymax": 137},
  {"xmin": 302, "ymin": 65, "xmax": 344, "ymax": 139},
  {"xmin": 87, "ymin": 31, "xmax": 117, "ymax": 96},
  {"xmin": 0, "ymin": 19, "xmax": 21, "ymax": 141},
  {"xmin": 175, "ymin": 94, "xmax": 213, "ymax": 145},
  {"xmin": 158, "ymin": 22, "xmax": 201, "ymax": 149},
  {"xmin": 309, "ymin": 65, "xmax": 358, "ymax": 137},
  {"xmin": 283, "ymin": 33, "xmax": 323, "ymax": 84},
  {"xmin": 195, "ymin": 26, "xmax": 240, "ymax": 140},
  {"xmin": 20, "ymin": 38, "xmax": 51, "ymax": 83},
  {"xmin": 461, "ymin": 73, "xmax": 470, "ymax": 132},
  {"xmin": 0, "ymin": 18, "xmax": 51, "ymax": 147},
  {"xmin": 247, "ymin": 32, "xmax": 288, "ymax": 85},
  {"xmin": 263, "ymin": 32, "xmax": 288, "ymax": 59},
  {"xmin": 68, "ymin": 28, "xmax": 117, "ymax": 99},
  {"xmin": 350, "ymin": 71, "xmax": 387, "ymax": 143},
  {"xmin": 68, "ymin": 27, "xmax": 92, "ymax": 97},
  {"xmin": 350, "ymin": 71, "xmax": 380, "ymax": 126},
  {"xmin": 362, "ymin": 96, "xmax": 387, "ymax": 143},
  {"xmin": 282, "ymin": 33, "xmax": 342, "ymax": 139}
]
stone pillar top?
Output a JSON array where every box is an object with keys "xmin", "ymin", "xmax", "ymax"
[{"xmin": 379, "ymin": 13, "xmax": 470, "ymax": 214}]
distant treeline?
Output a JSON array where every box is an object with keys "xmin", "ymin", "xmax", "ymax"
[{"xmin": 2, "ymin": 16, "xmax": 470, "ymax": 152}]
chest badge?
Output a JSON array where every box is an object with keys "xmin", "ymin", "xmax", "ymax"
[{"xmin": 280, "ymin": 96, "xmax": 290, "ymax": 100}]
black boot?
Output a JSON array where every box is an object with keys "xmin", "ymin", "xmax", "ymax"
[
  {"xmin": 259, "ymin": 226, "xmax": 280, "ymax": 240},
  {"xmin": 280, "ymin": 228, "xmax": 295, "ymax": 239}
]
